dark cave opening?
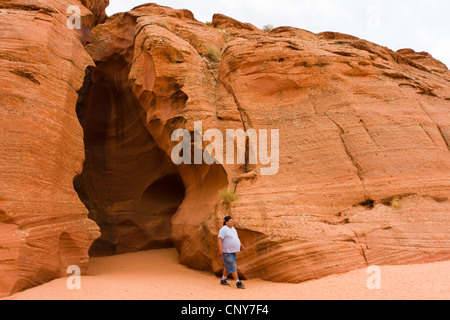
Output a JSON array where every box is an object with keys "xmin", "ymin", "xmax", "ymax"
[
  {"xmin": 109, "ymin": 173, "xmax": 186, "ymax": 255},
  {"xmin": 74, "ymin": 54, "xmax": 186, "ymax": 257}
]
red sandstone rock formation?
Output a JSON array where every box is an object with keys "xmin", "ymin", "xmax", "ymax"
[
  {"xmin": 0, "ymin": 0, "xmax": 109, "ymax": 297},
  {"xmin": 1, "ymin": 2, "xmax": 450, "ymax": 297},
  {"xmin": 80, "ymin": 3, "xmax": 450, "ymax": 281}
]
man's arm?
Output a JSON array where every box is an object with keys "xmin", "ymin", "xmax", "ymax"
[{"xmin": 218, "ymin": 237, "xmax": 223, "ymax": 255}]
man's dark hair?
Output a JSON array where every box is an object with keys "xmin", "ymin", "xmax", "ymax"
[{"xmin": 223, "ymin": 216, "xmax": 232, "ymax": 226}]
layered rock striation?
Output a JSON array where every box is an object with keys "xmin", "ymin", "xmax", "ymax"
[
  {"xmin": 79, "ymin": 4, "xmax": 450, "ymax": 281},
  {"xmin": 1, "ymin": 2, "xmax": 450, "ymax": 297},
  {"xmin": 0, "ymin": 0, "xmax": 109, "ymax": 297}
]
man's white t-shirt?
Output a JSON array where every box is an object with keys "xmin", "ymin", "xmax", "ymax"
[{"xmin": 218, "ymin": 226, "xmax": 241, "ymax": 253}]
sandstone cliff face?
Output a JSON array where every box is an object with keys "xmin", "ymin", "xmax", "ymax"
[
  {"xmin": 78, "ymin": 3, "xmax": 450, "ymax": 282},
  {"xmin": 1, "ymin": 2, "xmax": 450, "ymax": 297},
  {"xmin": 0, "ymin": 0, "xmax": 108, "ymax": 297}
]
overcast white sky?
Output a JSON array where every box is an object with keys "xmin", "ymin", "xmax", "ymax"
[{"xmin": 106, "ymin": 0, "xmax": 450, "ymax": 68}]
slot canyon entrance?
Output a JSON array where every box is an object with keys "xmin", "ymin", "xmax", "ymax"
[{"xmin": 74, "ymin": 54, "xmax": 186, "ymax": 257}]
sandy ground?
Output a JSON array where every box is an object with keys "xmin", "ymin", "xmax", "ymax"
[{"xmin": 3, "ymin": 249, "xmax": 449, "ymax": 300}]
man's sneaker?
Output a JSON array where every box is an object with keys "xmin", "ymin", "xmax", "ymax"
[
  {"xmin": 236, "ymin": 281, "xmax": 246, "ymax": 289},
  {"xmin": 220, "ymin": 280, "xmax": 231, "ymax": 286}
]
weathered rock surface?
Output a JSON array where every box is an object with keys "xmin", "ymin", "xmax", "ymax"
[
  {"xmin": 1, "ymin": 2, "xmax": 450, "ymax": 297},
  {"xmin": 78, "ymin": 3, "xmax": 450, "ymax": 283},
  {"xmin": 0, "ymin": 0, "xmax": 108, "ymax": 297}
]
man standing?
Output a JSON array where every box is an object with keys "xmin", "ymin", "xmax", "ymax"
[{"xmin": 218, "ymin": 216, "xmax": 247, "ymax": 289}]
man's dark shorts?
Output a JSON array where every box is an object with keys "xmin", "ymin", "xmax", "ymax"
[{"xmin": 222, "ymin": 253, "xmax": 237, "ymax": 273}]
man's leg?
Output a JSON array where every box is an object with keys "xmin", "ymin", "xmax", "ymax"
[
  {"xmin": 221, "ymin": 253, "xmax": 244, "ymax": 288},
  {"xmin": 221, "ymin": 268, "xmax": 231, "ymax": 286}
]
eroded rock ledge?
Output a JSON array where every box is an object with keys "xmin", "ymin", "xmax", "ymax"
[{"xmin": 1, "ymin": 2, "xmax": 450, "ymax": 297}]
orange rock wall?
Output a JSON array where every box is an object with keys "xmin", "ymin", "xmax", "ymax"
[
  {"xmin": 0, "ymin": 0, "xmax": 108, "ymax": 297},
  {"xmin": 1, "ymin": 2, "xmax": 449, "ymax": 297},
  {"xmin": 83, "ymin": 4, "xmax": 450, "ymax": 283}
]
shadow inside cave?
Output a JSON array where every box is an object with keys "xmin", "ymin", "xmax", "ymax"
[{"xmin": 73, "ymin": 53, "xmax": 186, "ymax": 257}]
